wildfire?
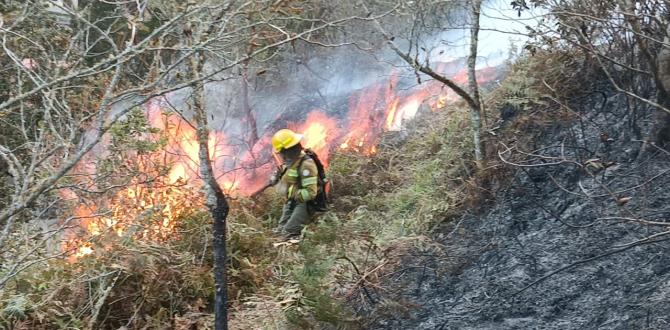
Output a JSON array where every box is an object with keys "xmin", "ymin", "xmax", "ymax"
[
  {"xmin": 385, "ymin": 98, "xmax": 400, "ymax": 131},
  {"xmin": 146, "ymin": 104, "xmax": 230, "ymax": 184},
  {"xmin": 63, "ymin": 63, "xmax": 500, "ymax": 260},
  {"xmin": 292, "ymin": 111, "xmax": 339, "ymax": 166},
  {"xmin": 63, "ymin": 174, "xmax": 200, "ymax": 258}
]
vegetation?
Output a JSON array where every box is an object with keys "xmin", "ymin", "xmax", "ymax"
[
  {"xmin": 1, "ymin": 0, "xmax": 670, "ymax": 329},
  {"xmin": 0, "ymin": 98, "xmax": 482, "ymax": 328}
]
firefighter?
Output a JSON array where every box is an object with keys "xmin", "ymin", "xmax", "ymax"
[{"xmin": 270, "ymin": 129, "xmax": 319, "ymax": 239}]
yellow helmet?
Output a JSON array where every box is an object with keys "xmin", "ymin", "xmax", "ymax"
[{"xmin": 271, "ymin": 129, "xmax": 303, "ymax": 152}]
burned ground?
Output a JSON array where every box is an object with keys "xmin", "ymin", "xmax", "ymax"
[{"xmin": 360, "ymin": 80, "xmax": 670, "ymax": 329}]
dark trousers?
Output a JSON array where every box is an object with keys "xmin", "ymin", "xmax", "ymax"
[{"xmin": 278, "ymin": 201, "xmax": 310, "ymax": 236}]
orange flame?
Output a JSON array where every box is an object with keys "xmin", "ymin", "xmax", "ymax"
[
  {"xmin": 63, "ymin": 64, "xmax": 501, "ymax": 260},
  {"xmin": 292, "ymin": 111, "xmax": 339, "ymax": 167}
]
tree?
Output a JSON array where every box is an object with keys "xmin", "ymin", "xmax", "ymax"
[
  {"xmin": 363, "ymin": 0, "xmax": 486, "ymax": 168},
  {"xmin": 0, "ymin": 1, "xmax": 228, "ymax": 287},
  {"xmin": 184, "ymin": 6, "xmax": 230, "ymax": 328},
  {"xmin": 517, "ymin": 0, "xmax": 670, "ymax": 149},
  {"xmin": 0, "ymin": 1, "xmax": 367, "ymax": 327},
  {"xmin": 497, "ymin": 0, "xmax": 670, "ymax": 275}
]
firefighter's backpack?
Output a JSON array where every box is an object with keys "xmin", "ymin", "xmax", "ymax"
[{"xmin": 297, "ymin": 149, "xmax": 331, "ymax": 212}]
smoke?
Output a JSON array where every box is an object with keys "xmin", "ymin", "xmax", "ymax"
[
  {"xmin": 422, "ymin": 0, "xmax": 545, "ymax": 69},
  {"xmin": 62, "ymin": 0, "xmax": 547, "ymax": 259},
  {"xmin": 149, "ymin": 0, "xmax": 545, "ymax": 193}
]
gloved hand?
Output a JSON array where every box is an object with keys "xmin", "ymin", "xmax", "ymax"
[{"xmin": 268, "ymin": 167, "xmax": 281, "ymax": 186}]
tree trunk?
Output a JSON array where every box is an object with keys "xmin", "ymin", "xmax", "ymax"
[
  {"xmin": 242, "ymin": 27, "xmax": 259, "ymax": 148},
  {"xmin": 188, "ymin": 16, "xmax": 229, "ymax": 328},
  {"xmin": 194, "ymin": 90, "xmax": 229, "ymax": 330},
  {"xmin": 201, "ymin": 143, "xmax": 230, "ymax": 330},
  {"xmin": 241, "ymin": 59, "xmax": 259, "ymax": 147},
  {"xmin": 655, "ymin": 24, "xmax": 670, "ymax": 146},
  {"xmin": 467, "ymin": 0, "xmax": 485, "ymax": 168},
  {"xmin": 620, "ymin": 0, "xmax": 670, "ymax": 146}
]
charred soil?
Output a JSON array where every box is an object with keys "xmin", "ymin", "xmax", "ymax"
[{"xmin": 359, "ymin": 75, "xmax": 670, "ymax": 329}]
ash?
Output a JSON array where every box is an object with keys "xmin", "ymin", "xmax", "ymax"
[{"xmin": 362, "ymin": 80, "xmax": 670, "ymax": 329}]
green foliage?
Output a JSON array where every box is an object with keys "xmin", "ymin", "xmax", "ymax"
[
  {"xmin": 264, "ymin": 107, "xmax": 478, "ymax": 328},
  {"xmin": 2, "ymin": 295, "xmax": 27, "ymax": 319},
  {"xmin": 1, "ymin": 1, "xmax": 494, "ymax": 328},
  {"xmin": 490, "ymin": 49, "xmax": 591, "ymax": 117},
  {"xmin": 284, "ymin": 218, "xmax": 349, "ymax": 327},
  {"xmin": 0, "ymin": 100, "xmax": 482, "ymax": 329},
  {"xmin": 494, "ymin": 56, "xmax": 546, "ymax": 111},
  {"xmin": 109, "ymin": 107, "xmax": 166, "ymax": 154},
  {"xmin": 94, "ymin": 108, "xmax": 173, "ymax": 194},
  {"xmin": 328, "ymin": 154, "xmax": 372, "ymax": 198},
  {"xmin": 0, "ymin": 198, "xmax": 282, "ymax": 329},
  {"xmin": 371, "ymin": 110, "xmax": 471, "ymax": 241},
  {"xmin": 0, "ymin": 212, "xmax": 213, "ymax": 328},
  {"xmin": 227, "ymin": 210, "xmax": 276, "ymax": 298}
]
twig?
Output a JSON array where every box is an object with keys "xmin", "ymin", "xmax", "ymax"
[
  {"xmin": 514, "ymin": 235, "xmax": 670, "ymax": 296},
  {"xmin": 445, "ymin": 216, "xmax": 466, "ymax": 238},
  {"xmin": 338, "ymin": 255, "xmax": 378, "ymax": 304},
  {"xmin": 533, "ymin": 198, "xmax": 598, "ymax": 228},
  {"xmin": 88, "ymin": 271, "xmax": 122, "ymax": 329},
  {"xmin": 612, "ymin": 229, "xmax": 670, "ymax": 248},
  {"xmin": 598, "ymin": 217, "xmax": 670, "ymax": 227},
  {"xmin": 498, "ymin": 142, "xmax": 573, "ymax": 168},
  {"xmin": 586, "ymin": 168, "xmax": 670, "ymax": 198}
]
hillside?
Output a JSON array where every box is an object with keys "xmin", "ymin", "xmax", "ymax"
[
  {"xmin": 356, "ymin": 61, "xmax": 670, "ymax": 329},
  {"xmin": 2, "ymin": 1, "xmax": 670, "ymax": 329}
]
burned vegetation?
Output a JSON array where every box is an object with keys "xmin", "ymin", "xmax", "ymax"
[{"xmin": 1, "ymin": 0, "xmax": 670, "ymax": 329}]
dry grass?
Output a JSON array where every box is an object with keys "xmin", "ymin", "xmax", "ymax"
[{"xmin": 1, "ymin": 50, "xmax": 598, "ymax": 329}]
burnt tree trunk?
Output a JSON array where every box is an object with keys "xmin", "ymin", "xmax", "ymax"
[
  {"xmin": 187, "ymin": 11, "xmax": 230, "ymax": 328},
  {"xmin": 201, "ymin": 148, "xmax": 230, "ymax": 330},
  {"xmin": 194, "ymin": 92, "xmax": 230, "ymax": 330}
]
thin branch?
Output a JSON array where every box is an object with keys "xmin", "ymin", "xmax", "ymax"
[{"xmin": 514, "ymin": 235, "xmax": 670, "ymax": 295}]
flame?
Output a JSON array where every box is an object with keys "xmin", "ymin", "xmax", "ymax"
[
  {"xmin": 384, "ymin": 98, "xmax": 400, "ymax": 131},
  {"xmin": 292, "ymin": 111, "xmax": 339, "ymax": 167},
  {"xmin": 435, "ymin": 94, "xmax": 448, "ymax": 110},
  {"xmin": 147, "ymin": 104, "xmax": 230, "ymax": 184},
  {"xmin": 63, "ymin": 64, "xmax": 501, "ymax": 260},
  {"xmin": 76, "ymin": 243, "xmax": 94, "ymax": 257}
]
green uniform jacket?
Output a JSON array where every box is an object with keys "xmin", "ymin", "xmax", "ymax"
[{"xmin": 277, "ymin": 152, "xmax": 319, "ymax": 203}]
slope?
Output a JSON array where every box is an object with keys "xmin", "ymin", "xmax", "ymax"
[{"xmin": 353, "ymin": 51, "xmax": 670, "ymax": 329}]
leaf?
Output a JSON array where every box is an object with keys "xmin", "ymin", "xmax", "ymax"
[
  {"xmin": 584, "ymin": 158, "xmax": 603, "ymax": 169},
  {"xmin": 617, "ymin": 196, "xmax": 632, "ymax": 206},
  {"xmin": 3, "ymin": 295, "xmax": 27, "ymax": 317}
]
